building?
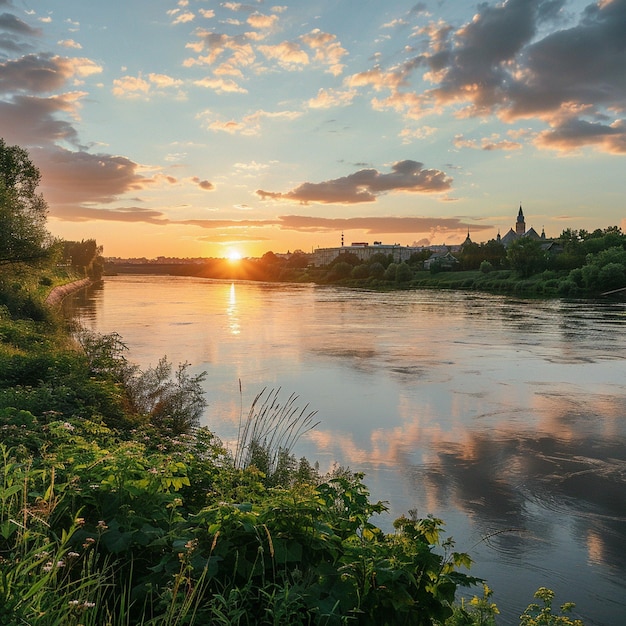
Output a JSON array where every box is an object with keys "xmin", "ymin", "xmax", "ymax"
[
  {"xmin": 498, "ymin": 204, "xmax": 546, "ymax": 247},
  {"xmin": 311, "ymin": 241, "xmax": 429, "ymax": 266},
  {"xmin": 423, "ymin": 250, "xmax": 460, "ymax": 270}
]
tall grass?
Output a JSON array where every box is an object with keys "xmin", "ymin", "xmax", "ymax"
[{"xmin": 234, "ymin": 387, "xmax": 319, "ymax": 477}]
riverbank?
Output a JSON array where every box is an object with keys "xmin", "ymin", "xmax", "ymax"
[{"xmin": 44, "ymin": 277, "xmax": 94, "ymax": 307}]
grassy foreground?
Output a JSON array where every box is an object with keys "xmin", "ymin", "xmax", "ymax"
[{"xmin": 0, "ymin": 270, "xmax": 585, "ymax": 625}]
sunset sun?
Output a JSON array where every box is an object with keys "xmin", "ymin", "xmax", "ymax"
[{"xmin": 226, "ymin": 249, "xmax": 242, "ymax": 262}]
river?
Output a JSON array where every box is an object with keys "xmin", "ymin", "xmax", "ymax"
[{"xmin": 64, "ymin": 275, "xmax": 626, "ymax": 626}]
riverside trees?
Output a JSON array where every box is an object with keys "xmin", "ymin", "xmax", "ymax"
[{"xmin": 0, "ymin": 139, "xmax": 53, "ymax": 266}]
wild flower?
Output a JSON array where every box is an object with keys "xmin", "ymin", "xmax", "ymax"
[{"xmin": 68, "ymin": 600, "xmax": 96, "ymax": 613}]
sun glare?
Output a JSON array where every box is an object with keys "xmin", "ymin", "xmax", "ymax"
[{"xmin": 226, "ymin": 249, "xmax": 242, "ymax": 262}]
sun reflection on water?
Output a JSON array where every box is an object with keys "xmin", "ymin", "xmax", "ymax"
[{"xmin": 227, "ymin": 282, "xmax": 240, "ymax": 335}]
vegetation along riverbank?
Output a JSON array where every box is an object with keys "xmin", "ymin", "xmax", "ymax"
[
  {"xmin": 105, "ymin": 224, "xmax": 626, "ymax": 300},
  {"xmin": 1, "ymin": 138, "xmax": 591, "ymax": 623}
]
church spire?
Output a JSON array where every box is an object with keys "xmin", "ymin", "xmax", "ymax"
[{"xmin": 516, "ymin": 203, "xmax": 526, "ymax": 235}]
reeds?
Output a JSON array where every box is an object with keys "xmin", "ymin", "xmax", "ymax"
[{"xmin": 234, "ymin": 387, "xmax": 319, "ymax": 477}]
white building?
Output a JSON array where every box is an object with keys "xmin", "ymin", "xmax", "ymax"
[{"xmin": 311, "ymin": 242, "xmax": 430, "ymax": 266}]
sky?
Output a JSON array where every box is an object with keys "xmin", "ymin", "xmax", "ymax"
[{"xmin": 1, "ymin": 0, "xmax": 625, "ymax": 259}]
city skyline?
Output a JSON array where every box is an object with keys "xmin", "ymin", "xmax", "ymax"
[{"xmin": 1, "ymin": 0, "xmax": 625, "ymax": 259}]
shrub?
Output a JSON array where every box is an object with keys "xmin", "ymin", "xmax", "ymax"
[
  {"xmin": 368, "ymin": 261, "xmax": 385, "ymax": 279},
  {"xmin": 384, "ymin": 263, "xmax": 398, "ymax": 281},
  {"xmin": 351, "ymin": 263, "xmax": 370, "ymax": 279},
  {"xmin": 395, "ymin": 262, "xmax": 412, "ymax": 283},
  {"xmin": 597, "ymin": 262, "xmax": 625, "ymax": 292},
  {"xmin": 479, "ymin": 261, "xmax": 493, "ymax": 274},
  {"xmin": 326, "ymin": 261, "xmax": 352, "ymax": 281},
  {"xmin": 558, "ymin": 279, "xmax": 580, "ymax": 297},
  {"xmin": 123, "ymin": 357, "xmax": 207, "ymax": 435}
]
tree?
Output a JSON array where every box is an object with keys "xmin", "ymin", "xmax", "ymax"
[
  {"xmin": 63, "ymin": 239, "xmax": 104, "ymax": 278},
  {"xmin": 369, "ymin": 261, "xmax": 385, "ymax": 279},
  {"xmin": 395, "ymin": 261, "xmax": 412, "ymax": 282},
  {"xmin": 351, "ymin": 263, "xmax": 370, "ymax": 279},
  {"xmin": 0, "ymin": 139, "xmax": 52, "ymax": 265},
  {"xmin": 384, "ymin": 262, "xmax": 398, "ymax": 280},
  {"xmin": 507, "ymin": 237, "xmax": 545, "ymax": 278}
]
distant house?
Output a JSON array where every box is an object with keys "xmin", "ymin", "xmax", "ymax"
[{"xmin": 423, "ymin": 250, "xmax": 459, "ymax": 270}]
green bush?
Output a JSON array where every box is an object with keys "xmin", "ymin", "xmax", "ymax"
[{"xmin": 351, "ymin": 263, "xmax": 370, "ymax": 279}]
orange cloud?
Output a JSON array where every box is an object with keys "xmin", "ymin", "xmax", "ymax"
[
  {"xmin": 112, "ymin": 72, "xmax": 184, "ymax": 98},
  {"xmin": 258, "ymin": 41, "xmax": 309, "ymax": 68},
  {"xmin": 307, "ymin": 87, "xmax": 356, "ymax": 109},
  {"xmin": 454, "ymin": 134, "xmax": 522, "ymax": 151},
  {"xmin": 247, "ymin": 12, "xmax": 279, "ymax": 29},
  {"xmin": 300, "ymin": 29, "xmax": 347, "ymax": 76},
  {"xmin": 197, "ymin": 108, "xmax": 302, "ymax": 135}
]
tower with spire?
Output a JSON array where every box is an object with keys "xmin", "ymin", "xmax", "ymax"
[
  {"xmin": 516, "ymin": 203, "xmax": 526, "ymax": 235},
  {"xmin": 499, "ymin": 203, "xmax": 545, "ymax": 247}
]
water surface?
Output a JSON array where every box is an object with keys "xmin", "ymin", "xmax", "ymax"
[{"xmin": 65, "ymin": 275, "xmax": 626, "ymax": 626}]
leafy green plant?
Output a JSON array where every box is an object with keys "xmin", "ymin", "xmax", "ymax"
[
  {"xmin": 441, "ymin": 584, "xmax": 499, "ymax": 626},
  {"xmin": 519, "ymin": 588, "xmax": 584, "ymax": 626}
]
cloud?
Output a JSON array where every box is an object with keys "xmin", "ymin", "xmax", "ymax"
[
  {"xmin": 257, "ymin": 41, "xmax": 309, "ymax": 68},
  {"xmin": 504, "ymin": 0, "xmax": 626, "ymax": 120},
  {"xmin": 0, "ymin": 11, "xmax": 42, "ymax": 37},
  {"xmin": 192, "ymin": 177, "xmax": 215, "ymax": 190},
  {"xmin": 276, "ymin": 215, "xmax": 490, "ymax": 235},
  {"xmin": 307, "ymin": 87, "xmax": 356, "ymax": 109},
  {"xmin": 112, "ymin": 74, "xmax": 150, "ymax": 97},
  {"xmin": 193, "ymin": 76, "xmax": 248, "ymax": 94},
  {"xmin": 197, "ymin": 108, "xmax": 302, "ymax": 136},
  {"xmin": 247, "ymin": 12, "xmax": 279, "ymax": 29},
  {"xmin": 399, "ymin": 125, "xmax": 437, "ymax": 143},
  {"xmin": 172, "ymin": 214, "xmax": 487, "ymax": 239},
  {"xmin": 34, "ymin": 147, "xmax": 159, "ymax": 206},
  {"xmin": 382, "ymin": 18, "xmax": 408, "ymax": 29},
  {"xmin": 256, "ymin": 160, "xmax": 452, "ymax": 204},
  {"xmin": 454, "ymin": 133, "xmax": 522, "ymax": 151},
  {"xmin": 300, "ymin": 29, "xmax": 347, "ymax": 76},
  {"xmin": 180, "ymin": 218, "xmax": 280, "ymax": 229},
  {"xmin": 535, "ymin": 117, "xmax": 626, "ymax": 154},
  {"xmin": 171, "ymin": 11, "xmax": 195, "ymax": 25},
  {"xmin": 183, "ymin": 29, "xmax": 256, "ymax": 92},
  {"xmin": 112, "ymin": 72, "xmax": 184, "ymax": 98},
  {"xmin": 0, "ymin": 93, "xmax": 84, "ymax": 146},
  {"xmin": 57, "ymin": 39, "xmax": 82, "ymax": 49},
  {"xmin": 50, "ymin": 205, "xmax": 168, "ymax": 224},
  {"xmin": 349, "ymin": 0, "xmax": 626, "ymax": 154},
  {"xmin": 0, "ymin": 53, "xmax": 101, "ymax": 93}
]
